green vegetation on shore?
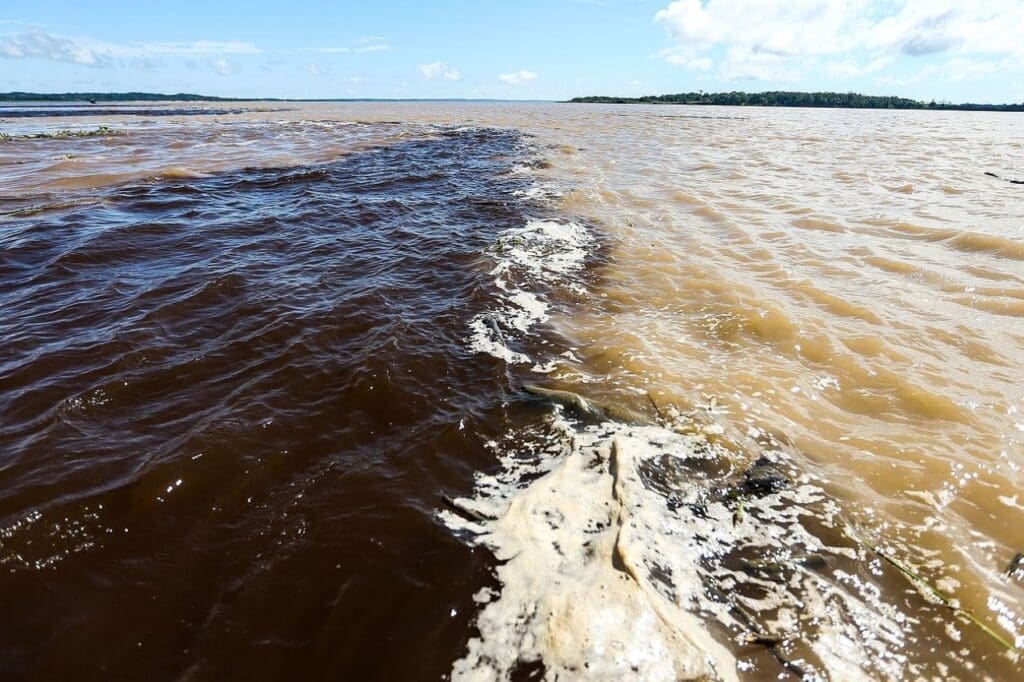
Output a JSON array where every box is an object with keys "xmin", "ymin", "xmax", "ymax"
[
  {"xmin": 0, "ymin": 92, "xmax": 251, "ymax": 102},
  {"xmin": 567, "ymin": 91, "xmax": 1024, "ymax": 112}
]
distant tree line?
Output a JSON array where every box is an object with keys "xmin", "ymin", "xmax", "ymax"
[
  {"xmin": 0, "ymin": 92, "xmax": 251, "ymax": 102},
  {"xmin": 567, "ymin": 91, "xmax": 1024, "ymax": 112}
]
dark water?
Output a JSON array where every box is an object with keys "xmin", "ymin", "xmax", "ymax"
[
  {"xmin": 0, "ymin": 106, "xmax": 252, "ymax": 118},
  {"xmin": 0, "ymin": 127, "xmax": 545, "ymax": 680}
]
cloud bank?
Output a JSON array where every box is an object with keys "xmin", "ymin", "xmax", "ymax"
[
  {"xmin": 0, "ymin": 28, "xmax": 391, "ymax": 71},
  {"xmin": 0, "ymin": 28, "xmax": 258, "ymax": 67},
  {"xmin": 655, "ymin": 0, "xmax": 1024, "ymax": 82}
]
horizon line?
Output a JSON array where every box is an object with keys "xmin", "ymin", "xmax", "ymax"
[{"xmin": 2, "ymin": 89, "xmax": 1022, "ymax": 108}]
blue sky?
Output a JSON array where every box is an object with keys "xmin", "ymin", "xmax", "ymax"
[{"xmin": 1, "ymin": 1, "xmax": 1022, "ymax": 101}]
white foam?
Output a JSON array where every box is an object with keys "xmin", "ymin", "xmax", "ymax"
[
  {"xmin": 443, "ymin": 410, "xmax": 918, "ymax": 680},
  {"xmin": 467, "ymin": 316, "xmax": 530, "ymax": 365},
  {"xmin": 515, "ymin": 184, "xmax": 563, "ymax": 201},
  {"xmin": 467, "ymin": 219, "xmax": 592, "ymax": 366}
]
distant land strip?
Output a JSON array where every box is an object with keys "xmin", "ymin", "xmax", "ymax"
[
  {"xmin": 566, "ymin": 91, "xmax": 1024, "ymax": 112},
  {"xmin": 0, "ymin": 92, "xmax": 532, "ymax": 103},
  {"xmin": 0, "ymin": 92, "xmax": 264, "ymax": 102}
]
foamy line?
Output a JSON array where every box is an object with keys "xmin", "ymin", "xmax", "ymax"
[{"xmin": 467, "ymin": 217, "xmax": 592, "ymax": 366}]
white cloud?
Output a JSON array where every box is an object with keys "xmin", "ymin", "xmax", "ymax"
[
  {"xmin": 0, "ymin": 27, "xmax": 398, "ymax": 81},
  {"xmin": 687, "ymin": 56, "xmax": 712, "ymax": 71},
  {"xmin": 654, "ymin": 0, "xmax": 866, "ymax": 81},
  {"xmin": 418, "ymin": 61, "xmax": 461, "ymax": 81},
  {"xmin": 305, "ymin": 61, "xmax": 329, "ymax": 76},
  {"xmin": 128, "ymin": 40, "xmax": 259, "ymax": 57},
  {"xmin": 870, "ymin": 4, "xmax": 960, "ymax": 56},
  {"xmin": 878, "ymin": 55, "xmax": 1017, "ymax": 90},
  {"xmin": 824, "ymin": 56, "xmax": 892, "ymax": 78},
  {"xmin": 655, "ymin": 1, "xmax": 1024, "ymax": 82},
  {"xmin": 302, "ymin": 37, "xmax": 391, "ymax": 54},
  {"xmin": 0, "ymin": 28, "xmax": 259, "ymax": 67},
  {"xmin": 940, "ymin": 57, "xmax": 1005, "ymax": 83},
  {"xmin": 498, "ymin": 69, "xmax": 538, "ymax": 86},
  {"xmin": 868, "ymin": 1, "xmax": 1024, "ymax": 57},
  {"xmin": 719, "ymin": 46, "xmax": 803, "ymax": 82},
  {"xmin": 659, "ymin": 48, "xmax": 712, "ymax": 70},
  {"xmin": 209, "ymin": 58, "xmax": 236, "ymax": 76},
  {"xmin": 655, "ymin": 0, "xmax": 864, "ymax": 59},
  {"xmin": 0, "ymin": 28, "xmax": 108, "ymax": 65}
]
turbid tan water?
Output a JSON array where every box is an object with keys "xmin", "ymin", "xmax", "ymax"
[{"xmin": 1, "ymin": 101, "xmax": 1022, "ymax": 680}]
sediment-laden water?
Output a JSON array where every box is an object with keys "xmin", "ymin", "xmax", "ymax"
[{"xmin": 1, "ymin": 102, "xmax": 1022, "ymax": 680}]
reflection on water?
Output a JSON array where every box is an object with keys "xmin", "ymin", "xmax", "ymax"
[{"xmin": 1, "ymin": 102, "xmax": 1022, "ymax": 679}]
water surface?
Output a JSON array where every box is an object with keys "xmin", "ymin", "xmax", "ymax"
[{"xmin": 1, "ymin": 102, "xmax": 1022, "ymax": 680}]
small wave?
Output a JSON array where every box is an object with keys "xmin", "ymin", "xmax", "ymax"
[
  {"xmin": 954, "ymin": 295, "xmax": 1024, "ymax": 318},
  {"xmin": 229, "ymin": 166, "xmax": 332, "ymax": 190},
  {"xmin": 790, "ymin": 280, "xmax": 881, "ymax": 323},
  {"xmin": 156, "ymin": 166, "xmax": 209, "ymax": 180},
  {"xmin": 791, "ymin": 217, "xmax": 845, "ymax": 233},
  {"xmin": 949, "ymin": 231, "xmax": 1024, "ymax": 260},
  {"xmin": 50, "ymin": 172, "xmax": 140, "ymax": 190},
  {"xmin": 0, "ymin": 197, "xmax": 100, "ymax": 219},
  {"xmin": 864, "ymin": 255, "xmax": 917, "ymax": 275},
  {"xmin": 874, "ymin": 222, "xmax": 1024, "ymax": 260}
]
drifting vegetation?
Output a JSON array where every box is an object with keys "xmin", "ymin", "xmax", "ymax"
[{"xmin": 0, "ymin": 126, "xmax": 122, "ymax": 141}]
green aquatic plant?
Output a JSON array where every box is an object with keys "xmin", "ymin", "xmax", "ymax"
[{"xmin": 847, "ymin": 526, "xmax": 1019, "ymax": 653}]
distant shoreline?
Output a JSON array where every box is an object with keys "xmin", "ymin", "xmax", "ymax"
[
  {"xmin": 3, "ymin": 90, "xmax": 1022, "ymax": 111},
  {"xmin": 0, "ymin": 92, "xmax": 543, "ymax": 104},
  {"xmin": 0, "ymin": 92, "xmax": 249, "ymax": 103},
  {"xmin": 566, "ymin": 91, "xmax": 1024, "ymax": 112}
]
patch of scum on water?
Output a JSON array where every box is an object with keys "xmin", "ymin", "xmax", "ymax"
[{"xmin": 441, "ymin": 405, "xmax": 943, "ymax": 680}]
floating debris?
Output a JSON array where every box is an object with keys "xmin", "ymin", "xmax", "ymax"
[
  {"xmin": 1007, "ymin": 552, "xmax": 1024, "ymax": 580},
  {"xmin": 0, "ymin": 126, "xmax": 122, "ymax": 142},
  {"xmin": 848, "ymin": 526, "xmax": 1018, "ymax": 653}
]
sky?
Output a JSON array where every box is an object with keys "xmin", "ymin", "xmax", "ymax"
[{"xmin": 1, "ymin": 1, "xmax": 1022, "ymax": 102}]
